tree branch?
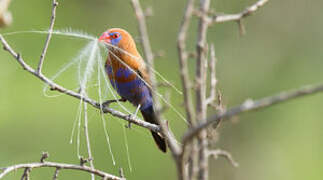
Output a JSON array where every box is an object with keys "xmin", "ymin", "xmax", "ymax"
[
  {"xmin": 83, "ymin": 102, "xmax": 95, "ymax": 180},
  {"xmin": 195, "ymin": 0, "xmax": 211, "ymax": 179},
  {"xmin": 37, "ymin": 0, "xmax": 58, "ymax": 74},
  {"xmin": 177, "ymin": 0, "xmax": 196, "ymax": 126},
  {"xmin": 208, "ymin": 0, "xmax": 269, "ymax": 24},
  {"xmin": 183, "ymin": 83, "xmax": 323, "ymax": 144},
  {"xmin": 0, "ymin": 161, "xmax": 123, "ymax": 180},
  {"xmin": 208, "ymin": 149, "xmax": 239, "ymax": 167},
  {"xmin": 52, "ymin": 168, "xmax": 60, "ymax": 180}
]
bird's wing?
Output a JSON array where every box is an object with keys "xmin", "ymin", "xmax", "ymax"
[{"xmin": 137, "ymin": 64, "xmax": 152, "ymax": 88}]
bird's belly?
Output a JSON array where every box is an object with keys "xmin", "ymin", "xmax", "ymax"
[{"xmin": 105, "ymin": 65, "xmax": 153, "ymax": 110}]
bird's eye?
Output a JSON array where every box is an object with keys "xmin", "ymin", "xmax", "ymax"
[{"xmin": 112, "ymin": 33, "xmax": 119, "ymax": 39}]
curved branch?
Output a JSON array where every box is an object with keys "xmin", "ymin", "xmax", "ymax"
[
  {"xmin": 37, "ymin": 0, "xmax": 58, "ymax": 74},
  {"xmin": 183, "ymin": 83, "xmax": 323, "ymax": 143},
  {"xmin": 0, "ymin": 161, "xmax": 123, "ymax": 180},
  {"xmin": 208, "ymin": 0, "xmax": 269, "ymax": 24}
]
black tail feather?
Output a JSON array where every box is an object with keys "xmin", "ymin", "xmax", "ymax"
[{"xmin": 141, "ymin": 106, "xmax": 167, "ymax": 153}]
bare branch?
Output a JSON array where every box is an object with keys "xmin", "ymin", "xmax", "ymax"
[
  {"xmin": 20, "ymin": 168, "xmax": 30, "ymax": 180},
  {"xmin": 208, "ymin": 0, "xmax": 269, "ymax": 24},
  {"xmin": 183, "ymin": 83, "xmax": 323, "ymax": 143},
  {"xmin": 176, "ymin": 1, "xmax": 197, "ymax": 180},
  {"xmin": 237, "ymin": 19, "xmax": 246, "ymax": 36},
  {"xmin": 177, "ymin": 0, "xmax": 196, "ymax": 125},
  {"xmin": 119, "ymin": 168, "xmax": 125, "ymax": 179},
  {"xmin": 208, "ymin": 149, "xmax": 239, "ymax": 167},
  {"xmin": 0, "ymin": 162, "xmax": 122, "ymax": 180},
  {"xmin": 130, "ymin": 0, "xmax": 155, "ymax": 80},
  {"xmin": 40, "ymin": 152, "xmax": 49, "ymax": 163},
  {"xmin": 37, "ymin": 0, "xmax": 58, "ymax": 74},
  {"xmin": 195, "ymin": 0, "xmax": 211, "ymax": 179},
  {"xmin": 52, "ymin": 168, "xmax": 60, "ymax": 180},
  {"xmin": 83, "ymin": 102, "xmax": 95, "ymax": 180}
]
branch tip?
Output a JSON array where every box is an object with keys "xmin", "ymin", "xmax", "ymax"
[{"xmin": 40, "ymin": 152, "xmax": 49, "ymax": 163}]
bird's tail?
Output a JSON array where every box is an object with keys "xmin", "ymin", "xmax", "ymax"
[{"xmin": 141, "ymin": 106, "xmax": 167, "ymax": 153}]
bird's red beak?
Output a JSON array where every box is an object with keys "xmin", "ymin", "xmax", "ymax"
[{"xmin": 99, "ymin": 32, "xmax": 111, "ymax": 43}]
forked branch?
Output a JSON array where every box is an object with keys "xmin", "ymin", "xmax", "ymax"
[{"xmin": 208, "ymin": 0, "xmax": 269, "ymax": 24}]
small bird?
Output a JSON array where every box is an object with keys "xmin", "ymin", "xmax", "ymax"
[{"xmin": 99, "ymin": 28, "xmax": 167, "ymax": 152}]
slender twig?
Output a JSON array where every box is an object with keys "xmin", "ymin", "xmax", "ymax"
[
  {"xmin": 119, "ymin": 168, "xmax": 125, "ymax": 179},
  {"xmin": 208, "ymin": 0, "xmax": 269, "ymax": 24},
  {"xmin": 195, "ymin": 0, "xmax": 211, "ymax": 179},
  {"xmin": 40, "ymin": 152, "xmax": 49, "ymax": 163},
  {"xmin": 37, "ymin": 0, "xmax": 58, "ymax": 74},
  {"xmin": 82, "ymin": 101, "xmax": 95, "ymax": 180},
  {"xmin": 0, "ymin": 162, "xmax": 122, "ymax": 180},
  {"xmin": 20, "ymin": 168, "xmax": 30, "ymax": 180},
  {"xmin": 176, "ymin": 1, "xmax": 197, "ymax": 180},
  {"xmin": 52, "ymin": 168, "xmax": 60, "ymax": 180},
  {"xmin": 208, "ymin": 149, "xmax": 239, "ymax": 167},
  {"xmin": 177, "ymin": 0, "xmax": 196, "ymax": 126},
  {"xmin": 0, "ymin": 34, "xmax": 160, "ymax": 133},
  {"xmin": 183, "ymin": 83, "xmax": 323, "ymax": 143}
]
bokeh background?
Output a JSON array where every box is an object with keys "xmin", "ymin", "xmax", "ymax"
[{"xmin": 1, "ymin": 0, "xmax": 323, "ymax": 179}]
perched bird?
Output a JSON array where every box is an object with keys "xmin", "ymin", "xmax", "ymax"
[{"xmin": 99, "ymin": 28, "xmax": 167, "ymax": 152}]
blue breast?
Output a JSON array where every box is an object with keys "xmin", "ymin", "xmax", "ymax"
[{"xmin": 105, "ymin": 65, "xmax": 153, "ymax": 110}]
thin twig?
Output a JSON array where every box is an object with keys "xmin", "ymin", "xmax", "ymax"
[
  {"xmin": 177, "ymin": 0, "xmax": 196, "ymax": 126},
  {"xmin": 37, "ymin": 0, "xmax": 58, "ymax": 74},
  {"xmin": 208, "ymin": 0, "xmax": 269, "ymax": 24},
  {"xmin": 82, "ymin": 101, "xmax": 95, "ymax": 180},
  {"xmin": 20, "ymin": 168, "xmax": 30, "ymax": 180},
  {"xmin": 0, "ymin": 162, "xmax": 122, "ymax": 180},
  {"xmin": 40, "ymin": 152, "xmax": 49, "ymax": 163},
  {"xmin": 195, "ymin": 0, "xmax": 211, "ymax": 179},
  {"xmin": 176, "ymin": 1, "xmax": 197, "ymax": 180},
  {"xmin": 119, "ymin": 168, "xmax": 125, "ymax": 178},
  {"xmin": 183, "ymin": 83, "xmax": 323, "ymax": 143},
  {"xmin": 208, "ymin": 149, "xmax": 239, "ymax": 167},
  {"xmin": 52, "ymin": 168, "xmax": 60, "ymax": 180}
]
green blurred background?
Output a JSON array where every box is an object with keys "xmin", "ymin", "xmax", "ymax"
[{"xmin": 1, "ymin": 0, "xmax": 323, "ymax": 179}]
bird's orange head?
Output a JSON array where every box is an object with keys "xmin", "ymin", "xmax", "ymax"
[{"xmin": 99, "ymin": 28, "xmax": 137, "ymax": 52}]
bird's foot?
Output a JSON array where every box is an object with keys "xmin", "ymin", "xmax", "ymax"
[
  {"xmin": 101, "ymin": 98, "xmax": 126, "ymax": 107},
  {"xmin": 125, "ymin": 115, "xmax": 133, "ymax": 129},
  {"xmin": 124, "ymin": 104, "xmax": 140, "ymax": 129}
]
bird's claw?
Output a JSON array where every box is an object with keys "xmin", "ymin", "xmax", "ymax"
[
  {"xmin": 125, "ymin": 115, "xmax": 133, "ymax": 129},
  {"xmin": 101, "ymin": 98, "xmax": 126, "ymax": 107}
]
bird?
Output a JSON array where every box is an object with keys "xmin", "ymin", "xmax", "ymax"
[{"xmin": 99, "ymin": 28, "xmax": 167, "ymax": 153}]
